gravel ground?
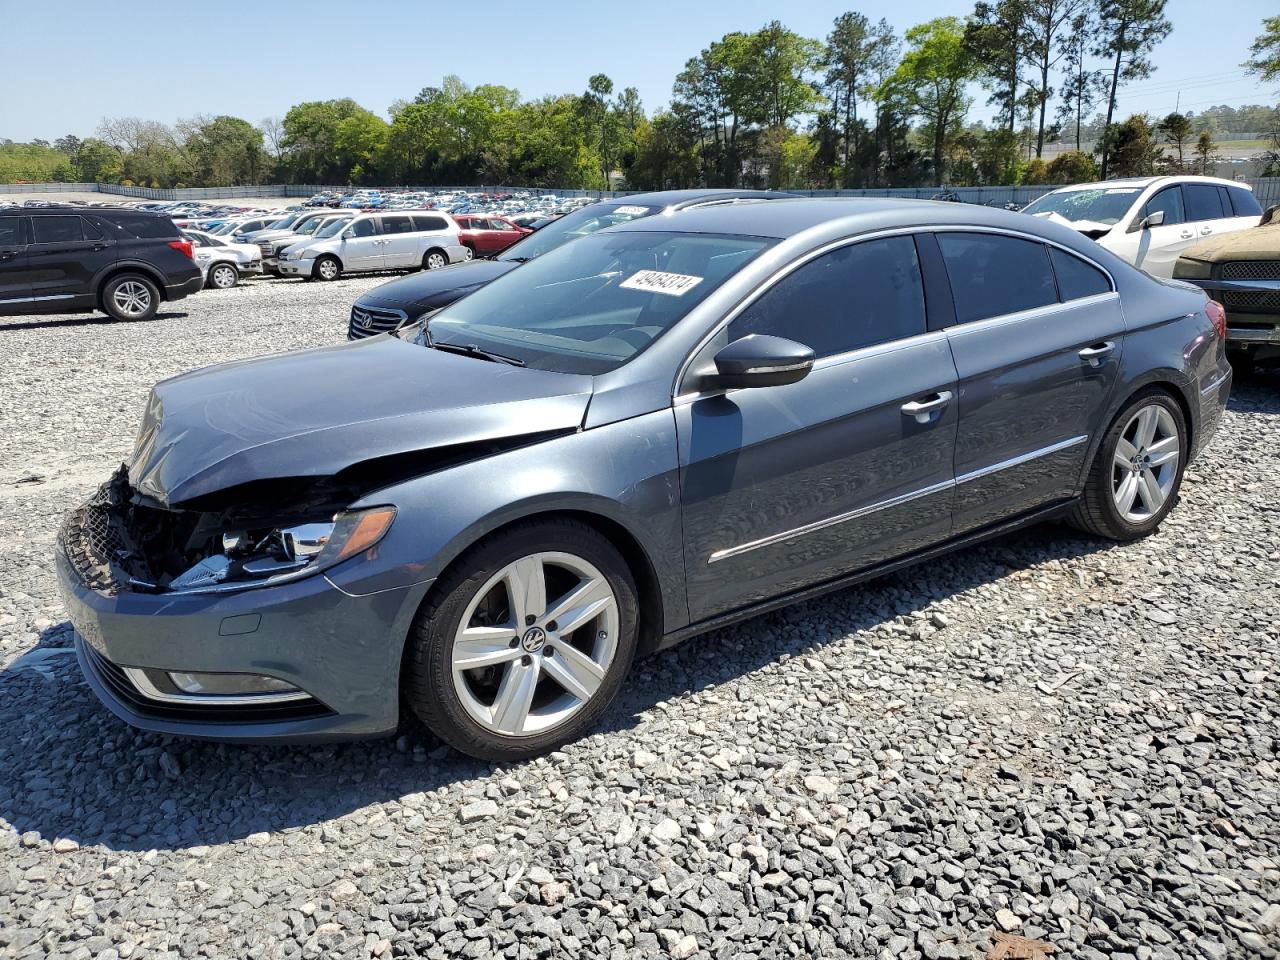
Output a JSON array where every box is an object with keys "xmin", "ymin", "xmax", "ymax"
[{"xmin": 0, "ymin": 275, "xmax": 1277, "ymax": 960}]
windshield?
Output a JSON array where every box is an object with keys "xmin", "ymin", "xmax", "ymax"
[
  {"xmin": 209, "ymin": 222, "xmax": 238, "ymax": 235},
  {"xmin": 426, "ymin": 230, "xmax": 774, "ymax": 375},
  {"xmin": 1022, "ymin": 187, "xmax": 1141, "ymax": 225},
  {"xmin": 314, "ymin": 218, "xmax": 349, "ymax": 239},
  {"xmin": 497, "ymin": 201, "xmax": 660, "ymax": 262},
  {"xmin": 267, "ymin": 214, "xmax": 297, "ymax": 229},
  {"xmin": 296, "ymin": 216, "xmax": 328, "ymax": 235}
]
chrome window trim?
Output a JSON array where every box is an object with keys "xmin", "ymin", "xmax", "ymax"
[
  {"xmin": 1200, "ymin": 370, "xmax": 1230, "ymax": 396},
  {"xmin": 707, "ymin": 434, "xmax": 1088, "ymax": 564},
  {"xmin": 124, "ymin": 667, "xmax": 311, "ymax": 706},
  {"xmin": 673, "ymin": 224, "xmax": 1118, "ymax": 401},
  {"xmin": 942, "ymin": 291, "xmax": 1120, "ymax": 338},
  {"xmin": 0, "ymin": 293, "xmax": 76, "ymax": 305}
]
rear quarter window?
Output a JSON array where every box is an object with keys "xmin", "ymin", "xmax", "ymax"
[
  {"xmin": 103, "ymin": 214, "xmax": 179, "ymax": 239},
  {"xmin": 1049, "ymin": 248, "xmax": 1112, "ymax": 301},
  {"xmin": 1228, "ymin": 187, "xmax": 1262, "ymax": 217},
  {"xmin": 412, "ymin": 215, "xmax": 449, "ymax": 232}
]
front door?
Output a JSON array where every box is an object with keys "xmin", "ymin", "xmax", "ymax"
[
  {"xmin": 1114, "ymin": 185, "xmax": 1195, "ymax": 279},
  {"xmin": 677, "ymin": 235, "xmax": 958, "ymax": 622},
  {"xmin": 935, "ymin": 231, "xmax": 1124, "ymax": 533},
  {"xmin": 340, "ymin": 217, "xmax": 384, "ymax": 272},
  {"xmin": 0, "ymin": 214, "xmax": 31, "ymax": 310},
  {"xmin": 27, "ymin": 215, "xmax": 116, "ymax": 305}
]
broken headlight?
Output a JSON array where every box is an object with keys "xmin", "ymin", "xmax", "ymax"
[{"xmin": 168, "ymin": 506, "xmax": 396, "ymax": 593}]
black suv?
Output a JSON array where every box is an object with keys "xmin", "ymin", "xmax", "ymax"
[{"xmin": 0, "ymin": 207, "xmax": 203, "ymax": 322}]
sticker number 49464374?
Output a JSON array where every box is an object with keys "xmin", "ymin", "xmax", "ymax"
[{"xmin": 619, "ymin": 270, "xmax": 704, "ymax": 297}]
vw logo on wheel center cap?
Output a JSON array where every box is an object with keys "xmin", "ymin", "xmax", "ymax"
[{"xmin": 521, "ymin": 626, "xmax": 546, "ymax": 653}]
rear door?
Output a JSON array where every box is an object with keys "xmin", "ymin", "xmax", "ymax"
[
  {"xmin": 936, "ymin": 230, "xmax": 1124, "ymax": 533},
  {"xmin": 1184, "ymin": 182, "xmax": 1249, "ymax": 245},
  {"xmin": 27, "ymin": 215, "xmax": 116, "ymax": 304},
  {"xmin": 378, "ymin": 214, "xmax": 419, "ymax": 268},
  {"xmin": 677, "ymin": 234, "xmax": 958, "ymax": 621},
  {"xmin": 0, "ymin": 215, "xmax": 31, "ymax": 309}
]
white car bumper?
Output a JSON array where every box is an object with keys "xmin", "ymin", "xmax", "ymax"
[{"xmin": 279, "ymin": 258, "xmax": 315, "ymax": 277}]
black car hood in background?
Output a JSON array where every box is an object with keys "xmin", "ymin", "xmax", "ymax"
[
  {"xmin": 357, "ymin": 260, "xmax": 519, "ymax": 312},
  {"xmin": 128, "ymin": 336, "xmax": 594, "ymax": 507}
]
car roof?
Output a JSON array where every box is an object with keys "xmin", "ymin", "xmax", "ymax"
[
  {"xmin": 1047, "ymin": 175, "xmax": 1250, "ymax": 193},
  {"xmin": 595, "ymin": 188, "xmax": 792, "ymax": 210},
  {"xmin": 14, "ymin": 205, "xmax": 169, "ymax": 217}
]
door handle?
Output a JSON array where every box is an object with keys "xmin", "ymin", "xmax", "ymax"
[
  {"xmin": 1180, "ymin": 230, "xmax": 1194, "ymax": 239},
  {"xmin": 1199, "ymin": 227, "xmax": 1213, "ymax": 235},
  {"xmin": 900, "ymin": 390, "xmax": 953, "ymax": 424},
  {"xmin": 1078, "ymin": 341, "xmax": 1115, "ymax": 367},
  {"xmin": 0, "ymin": 250, "xmax": 17, "ymax": 261}
]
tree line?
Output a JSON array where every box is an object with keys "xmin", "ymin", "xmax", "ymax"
[{"xmin": 4, "ymin": 4, "xmax": 1278, "ymax": 190}]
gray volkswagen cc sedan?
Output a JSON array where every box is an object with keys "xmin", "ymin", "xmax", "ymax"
[{"xmin": 57, "ymin": 199, "xmax": 1232, "ymax": 761}]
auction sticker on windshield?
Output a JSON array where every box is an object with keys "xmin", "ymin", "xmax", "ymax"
[
  {"xmin": 619, "ymin": 270, "xmax": 704, "ymax": 296},
  {"xmin": 612, "ymin": 205, "xmax": 651, "ymax": 216}
]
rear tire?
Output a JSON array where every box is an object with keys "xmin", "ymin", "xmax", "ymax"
[
  {"xmin": 101, "ymin": 274, "xmax": 159, "ymax": 322},
  {"xmin": 423, "ymin": 249, "xmax": 448, "ymax": 271},
  {"xmin": 1069, "ymin": 388, "xmax": 1187, "ymax": 541},
  {"xmin": 207, "ymin": 263, "xmax": 239, "ymax": 289},
  {"xmin": 313, "ymin": 256, "xmax": 341, "ymax": 281},
  {"xmin": 404, "ymin": 519, "xmax": 639, "ymax": 762}
]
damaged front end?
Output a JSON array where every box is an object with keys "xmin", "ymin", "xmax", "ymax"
[{"xmin": 59, "ymin": 465, "xmax": 394, "ymax": 596}]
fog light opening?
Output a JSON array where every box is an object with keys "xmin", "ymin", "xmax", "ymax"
[{"xmin": 168, "ymin": 671, "xmax": 300, "ymax": 697}]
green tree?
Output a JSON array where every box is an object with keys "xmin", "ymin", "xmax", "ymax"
[
  {"xmin": 744, "ymin": 21, "xmax": 823, "ymax": 129},
  {"xmin": 1193, "ymin": 130, "xmax": 1218, "ymax": 175},
  {"xmin": 823, "ymin": 12, "xmax": 873, "ymax": 184},
  {"xmin": 1093, "ymin": 0, "xmax": 1171, "ymax": 178},
  {"xmin": 1021, "ymin": 0, "xmax": 1086, "ymax": 158},
  {"xmin": 1158, "ymin": 111, "xmax": 1193, "ymax": 169},
  {"xmin": 1057, "ymin": 8, "xmax": 1106, "ymax": 151},
  {"xmin": 1101, "ymin": 114, "xmax": 1160, "ymax": 177},
  {"xmin": 1046, "ymin": 149, "xmax": 1098, "ymax": 181},
  {"xmin": 183, "ymin": 115, "xmax": 268, "ymax": 186},
  {"xmin": 887, "ymin": 17, "xmax": 978, "ymax": 185},
  {"xmin": 281, "ymin": 99, "xmax": 368, "ymax": 182},
  {"xmin": 74, "ymin": 138, "xmax": 122, "ymax": 182},
  {"xmin": 334, "ymin": 110, "xmax": 389, "ymax": 184},
  {"xmin": 627, "ymin": 112, "xmax": 701, "ymax": 189},
  {"xmin": 1244, "ymin": 15, "xmax": 1280, "ymax": 85},
  {"xmin": 975, "ymin": 127, "xmax": 1023, "ymax": 184},
  {"xmin": 966, "ymin": 1, "xmax": 1027, "ymax": 134}
]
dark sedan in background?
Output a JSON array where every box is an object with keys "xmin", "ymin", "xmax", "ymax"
[
  {"xmin": 347, "ymin": 188, "xmax": 790, "ymax": 339},
  {"xmin": 58, "ymin": 199, "xmax": 1231, "ymax": 761}
]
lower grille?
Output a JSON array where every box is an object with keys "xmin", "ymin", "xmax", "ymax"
[
  {"xmin": 82, "ymin": 643, "xmax": 332, "ymax": 725},
  {"xmin": 349, "ymin": 304, "xmax": 408, "ymax": 340},
  {"xmin": 1220, "ymin": 260, "xmax": 1280, "ymax": 281},
  {"xmin": 1222, "ymin": 289, "xmax": 1280, "ymax": 311}
]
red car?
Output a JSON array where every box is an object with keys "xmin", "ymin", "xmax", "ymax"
[{"xmin": 452, "ymin": 215, "xmax": 532, "ymax": 258}]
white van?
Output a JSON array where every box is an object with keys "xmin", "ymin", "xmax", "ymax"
[
  {"xmin": 1022, "ymin": 175, "xmax": 1263, "ymax": 278},
  {"xmin": 278, "ymin": 212, "xmax": 469, "ymax": 281}
]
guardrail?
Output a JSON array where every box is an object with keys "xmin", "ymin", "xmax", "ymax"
[{"xmin": 0, "ymin": 182, "xmax": 98, "ymax": 193}]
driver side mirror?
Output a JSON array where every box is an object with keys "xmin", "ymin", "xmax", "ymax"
[
  {"xmin": 706, "ymin": 335, "xmax": 814, "ymax": 391},
  {"xmin": 1128, "ymin": 209, "xmax": 1165, "ymax": 233}
]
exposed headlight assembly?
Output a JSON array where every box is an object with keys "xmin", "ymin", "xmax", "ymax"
[{"xmin": 167, "ymin": 506, "xmax": 396, "ymax": 594}]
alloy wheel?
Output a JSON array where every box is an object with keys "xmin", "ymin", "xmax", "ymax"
[
  {"xmin": 1111, "ymin": 404, "xmax": 1180, "ymax": 523},
  {"xmin": 426, "ymin": 253, "xmax": 446, "ymax": 270},
  {"xmin": 112, "ymin": 281, "xmax": 152, "ymax": 317},
  {"xmin": 451, "ymin": 551, "xmax": 619, "ymax": 738},
  {"xmin": 317, "ymin": 259, "xmax": 339, "ymax": 280},
  {"xmin": 211, "ymin": 265, "xmax": 237, "ymax": 288}
]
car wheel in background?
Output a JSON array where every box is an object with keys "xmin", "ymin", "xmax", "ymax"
[
  {"xmin": 101, "ymin": 274, "xmax": 160, "ymax": 322},
  {"xmin": 208, "ymin": 263, "xmax": 239, "ymax": 290},
  {"xmin": 313, "ymin": 256, "xmax": 341, "ymax": 281},
  {"xmin": 423, "ymin": 250, "xmax": 448, "ymax": 271},
  {"xmin": 404, "ymin": 518, "xmax": 640, "ymax": 761},
  {"xmin": 1070, "ymin": 388, "xmax": 1187, "ymax": 541},
  {"xmin": 461, "ymin": 245, "xmax": 475, "ymax": 262}
]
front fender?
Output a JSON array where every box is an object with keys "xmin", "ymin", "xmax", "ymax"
[{"xmin": 326, "ymin": 407, "xmax": 688, "ymax": 633}]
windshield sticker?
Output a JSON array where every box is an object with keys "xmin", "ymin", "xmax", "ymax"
[
  {"xmin": 612, "ymin": 205, "xmax": 651, "ymax": 216},
  {"xmin": 620, "ymin": 270, "xmax": 704, "ymax": 297},
  {"xmin": 1105, "ymin": 188, "xmax": 1140, "ymax": 195}
]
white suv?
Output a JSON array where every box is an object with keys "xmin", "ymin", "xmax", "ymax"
[
  {"xmin": 1022, "ymin": 175, "xmax": 1263, "ymax": 278},
  {"xmin": 278, "ymin": 212, "xmax": 469, "ymax": 281}
]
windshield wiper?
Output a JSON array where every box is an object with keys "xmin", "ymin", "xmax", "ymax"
[{"xmin": 430, "ymin": 341, "xmax": 526, "ymax": 366}]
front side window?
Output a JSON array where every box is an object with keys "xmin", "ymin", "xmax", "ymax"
[
  {"xmin": 427, "ymin": 230, "xmax": 774, "ymax": 375},
  {"xmin": 0, "ymin": 217, "xmax": 22, "ymax": 245},
  {"xmin": 348, "ymin": 218, "xmax": 376, "ymax": 238},
  {"xmin": 32, "ymin": 216, "xmax": 84, "ymax": 243},
  {"xmin": 728, "ymin": 236, "xmax": 926, "ymax": 358},
  {"xmin": 938, "ymin": 233, "xmax": 1057, "ymax": 324},
  {"xmin": 1142, "ymin": 187, "xmax": 1185, "ymax": 226}
]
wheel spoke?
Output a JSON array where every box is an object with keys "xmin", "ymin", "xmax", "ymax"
[
  {"xmin": 454, "ymin": 625, "xmax": 521, "ymax": 670},
  {"xmin": 1138, "ymin": 469, "xmax": 1165, "ymax": 512},
  {"xmin": 544, "ymin": 575, "xmax": 615, "ymax": 636},
  {"xmin": 542, "ymin": 643, "xmax": 605, "ymax": 703},
  {"xmin": 1147, "ymin": 435, "xmax": 1179, "ymax": 468},
  {"xmin": 490, "ymin": 659, "xmax": 539, "ymax": 734},
  {"xmin": 1134, "ymin": 407, "xmax": 1159, "ymax": 448},
  {"xmin": 504, "ymin": 556, "xmax": 546, "ymax": 626},
  {"xmin": 1113, "ymin": 437, "xmax": 1138, "ymax": 469},
  {"xmin": 1115, "ymin": 472, "xmax": 1140, "ymax": 514}
]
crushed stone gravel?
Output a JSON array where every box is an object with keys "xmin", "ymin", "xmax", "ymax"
[{"xmin": 0, "ymin": 275, "xmax": 1277, "ymax": 960}]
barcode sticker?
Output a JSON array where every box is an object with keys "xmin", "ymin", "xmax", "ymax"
[
  {"xmin": 612, "ymin": 205, "xmax": 651, "ymax": 216},
  {"xmin": 619, "ymin": 270, "xmax": 704, "ymax": 296}
]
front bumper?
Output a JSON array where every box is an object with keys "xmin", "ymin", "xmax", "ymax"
[
  {"xmin": 278, "ymin": 257, "xmax": 315, "ymax": 277},
  {"xmin": 55, "ymin": 508, "xmax": 429, "ymax": 742}
]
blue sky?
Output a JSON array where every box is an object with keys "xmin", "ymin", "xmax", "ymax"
[{"xmin": 2, "ymin": 0, "xmax": 1275, "ymax": 142}]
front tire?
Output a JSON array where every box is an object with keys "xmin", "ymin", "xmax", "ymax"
[
  {"xmin": 101, "ymin": 274, "xmax": 159, "ymax": 322},
  {"xmin": 313, "ymin": 255, "xmax": 341, "ymax": 281},
  {"xmin": 207, "ymin": 263, "xmax": 239, "ymax": 289},
  {"xmin": 1069, "ymin": 389, "xmax": 1187, "ymax": 541},
  {"xmin": 404, "ymin": 519, "xmax": 639, "ymax": 761}
]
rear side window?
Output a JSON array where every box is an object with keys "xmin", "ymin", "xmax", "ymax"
[
  {"xmin": 0, "ymin": 217, "xmax": 22, "ymax": 245},
  {"xmin": 32, "ymin": 216, "xmax": 84, "ymax": 243},
  {"xmin": 1228, "ymin": 187, "xmax": 1262, "ymax": 217},
  {"xmin": 728, "ymin": 236, "xmax": 926, "ymax": 358},
  {"xmin": 81, "ymin": 217, "xmax": 104, "ymax": 241},
  {"xmin": 1142, "ymin": 187, "xmax": 1184, "ymax": 226},
  {"xmin": 381, "ymin": 215, "xmax": 414, "ymax": 234},
  {"xmin": 1050, "ymin": 248, "xmax": 1112, "ymax": 301},
  {"xmin": 104, "ymin": 214, "xmax": 179, "ymax": 239},
  {"xmin": 412, "ymin": 215, "xmax": 448, "ymax": 232},
  {"xmin": 1184, "ymin": 184, "xmax": 1225, "ymax": 221},
  {"xmin": 937, "ymin": 233, "xmax": 1057, "ymax": 323}
]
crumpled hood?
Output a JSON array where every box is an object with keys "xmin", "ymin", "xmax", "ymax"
[
  {"xmin": 1032, "ymin": 211, "xmax": 1114, "ymax": 235},
  {"xmin": 357, "ymin": 259, "xmax": 519, "ymax": 311},
  {"xmin": 128, "ymin": 335, "xmax": 593, "ymax": 507}
]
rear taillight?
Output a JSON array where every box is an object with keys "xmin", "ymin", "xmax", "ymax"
[
  {"xmin": 169, "ymin": 239, "xmax": 194, "ymax": 260},
  {"xmin": 1205, "ymin": 299, "xmax": 1227, "ymax": 339}
]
